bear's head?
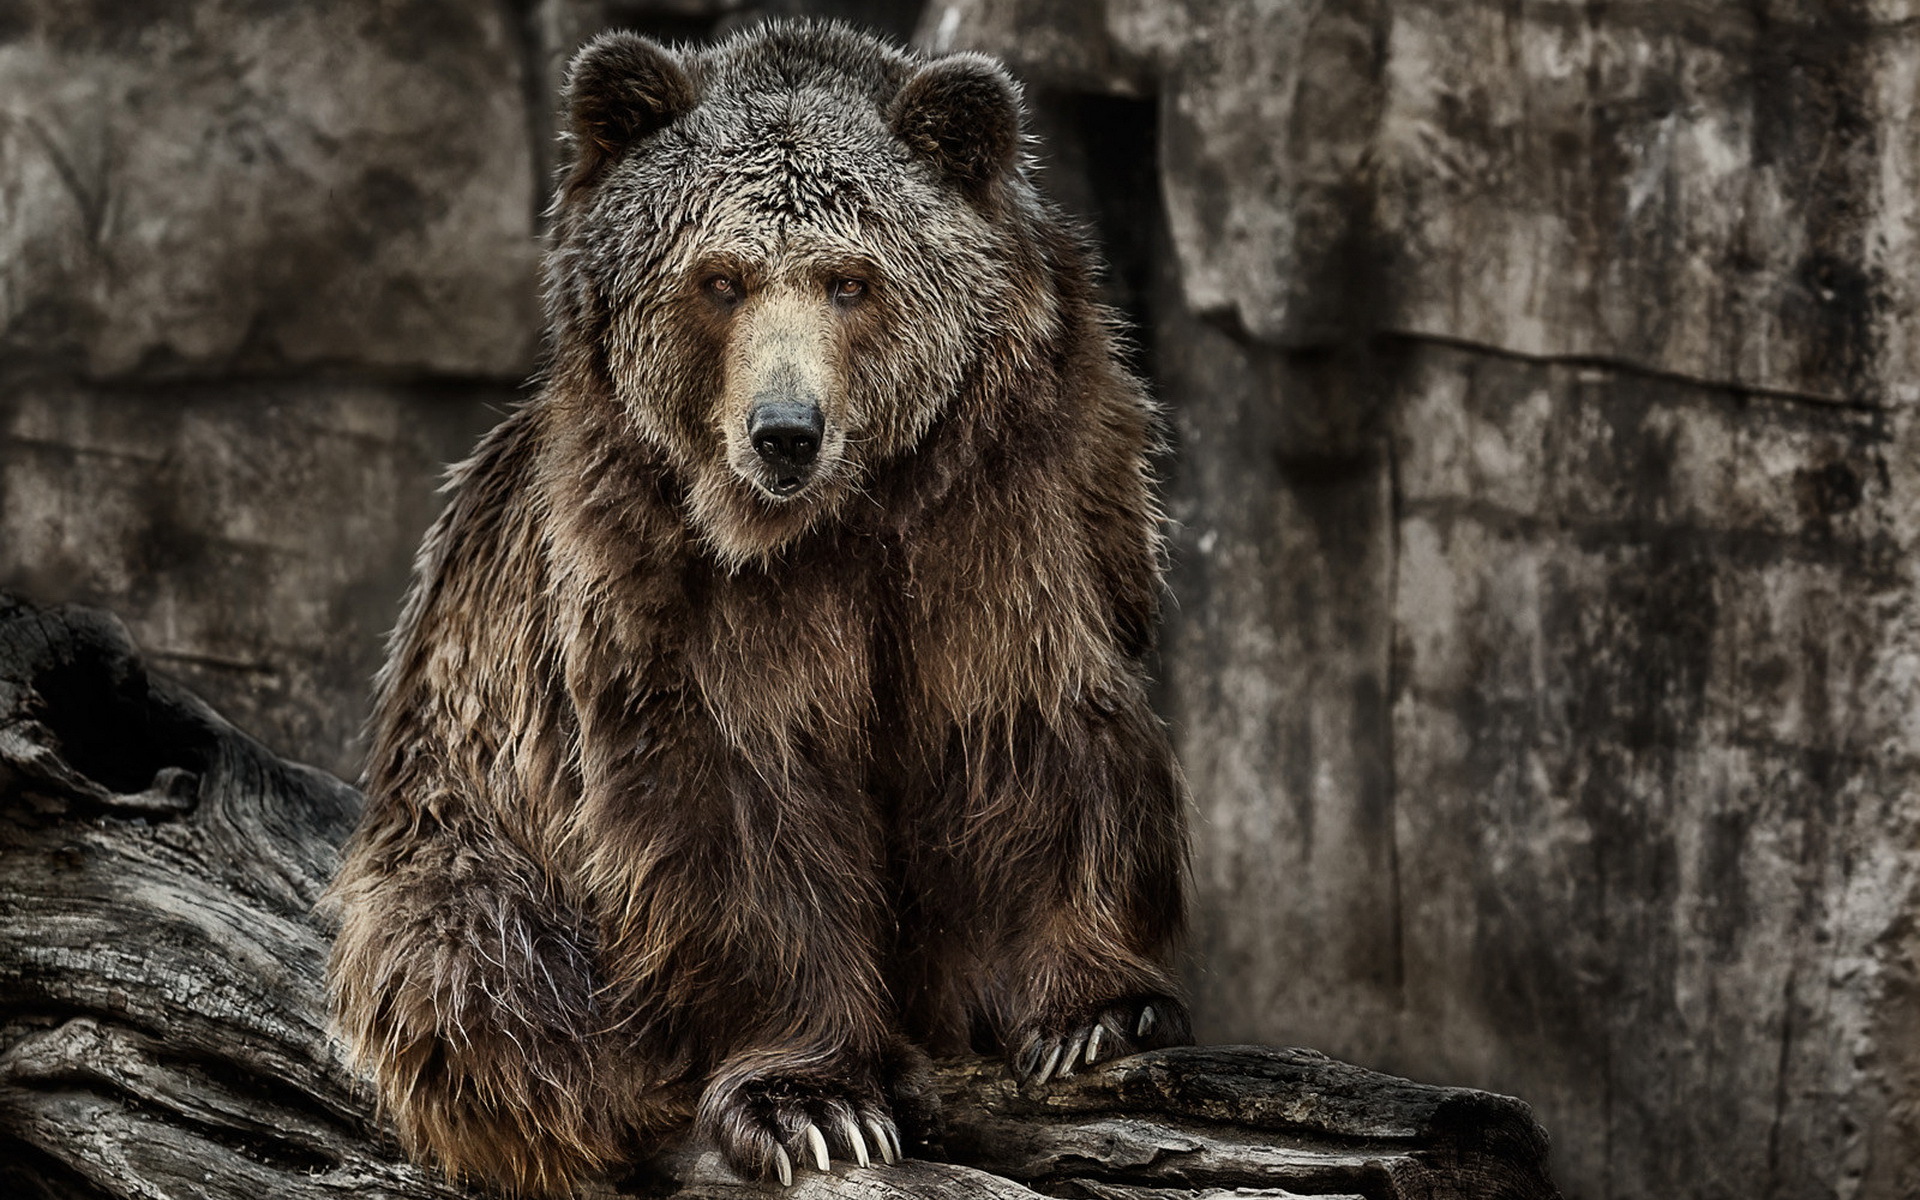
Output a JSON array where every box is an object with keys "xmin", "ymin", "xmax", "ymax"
[{"xmin": 547, "ymin": 21, "xmax": 1053, "ymax": 566}]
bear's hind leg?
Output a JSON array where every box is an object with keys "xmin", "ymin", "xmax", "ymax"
[{"xmin": 328, "ymin": 815, "xmax": 668, "ymax": 1196}]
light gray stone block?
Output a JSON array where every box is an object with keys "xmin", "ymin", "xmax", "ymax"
[{"xmin": 0, "ymin": 0, "xmax": 541, "ymax": 377}]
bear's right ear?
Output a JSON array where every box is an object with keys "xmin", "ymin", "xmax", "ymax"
[
  {"xmin": 889, "ymin": 53, "xmax": 1023, "ymax": 198},
  {"xmin": 564, "ymin": 32, "xmax": 696, "ymax": 178}
]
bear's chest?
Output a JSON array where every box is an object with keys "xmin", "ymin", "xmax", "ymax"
[
  {"xmin": 680, "ymin": 546, "xmax": 882, "ymax": 761},
  {"xmin": 670, "ymin": 515, "xmax": 1113, "ymax": 760}
]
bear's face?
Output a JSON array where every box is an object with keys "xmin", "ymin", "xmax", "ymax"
[{"xmin": 551, "ymin": 25, "xmax": 1041, "ymax": 566}]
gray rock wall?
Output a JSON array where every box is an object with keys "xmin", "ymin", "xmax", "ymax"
[
  {"xmin": 6, "ymin": 2, "xmax": 1917, "ymax": 1197},
  {"xmin": 0, "ymin": 0, "xmax": 547, "ymax": 776},
  {"xmin": 933, "ymin": 1, "xmax": 1920, "ymax": 1197}
]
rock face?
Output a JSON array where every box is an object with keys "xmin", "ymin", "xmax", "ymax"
[
  {"xmin": 929, "ymin": 2, "xmax": 1920, "ymax": 1198},
  {"xmin": 0, "ymin": 0, "xmax": 543, "ymax": 376},
  {"xmin": 4, "ymin": 2, "xmax": 1917, "ymax": 1198},
  {"xmin": 0, "ymin": 0, "xmax": 546, "ymax": 776},
  {"xmin": 0, "ymin": 380, "xmax": 506, "ymax": 777}
]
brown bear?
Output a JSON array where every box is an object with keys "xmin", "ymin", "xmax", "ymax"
[{"xmin": 324, "ymin": 18, "xmax": 1190, "ymax": 1197}]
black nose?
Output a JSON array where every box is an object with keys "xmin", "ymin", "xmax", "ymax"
[{"xmin": 748, "ymin": 402, "xmax": 824, "ymax": 471}]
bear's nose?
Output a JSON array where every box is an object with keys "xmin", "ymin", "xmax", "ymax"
[{"xmin": 748, "ymin": 402, "xmax": 824, "ymax": 472}]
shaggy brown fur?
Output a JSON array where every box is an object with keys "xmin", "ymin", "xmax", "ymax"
[{"xmin": 325, "ymin": 19, "xmax": 1189, "ymax": 1196}]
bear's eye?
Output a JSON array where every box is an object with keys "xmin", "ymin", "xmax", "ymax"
[
  {"xmin": 704, "ymin": 276, "xmax": 743, "ymax": 305},
  {"xmin": 830, "ymin": 277, "xmax": 869, "ymax": 306}
]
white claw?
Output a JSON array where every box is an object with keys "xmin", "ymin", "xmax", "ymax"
[
  {"xmin": 884, "ymin": 1123, "xmax": 904, "ymax": 1165},
  {"xmin": 774, "ymin": 1146, "xmax": 794, "ymax": 1188},
  {"xmin": 805, "ymin": 1123, "xmax": 831, "ymax": 1171},
  {"xmin": 1034, "ymin": 1041, "xmax": 1064, "ymax": 1086},
  {"xmin": 867, "ymin": 1118, "xmax": 898, "ymax": 1165},
  {"xmin": 1137, "ymin": 1005, "xmax": 1156, "ymax": 1038},
  {"xmin": 1087, "ymin": 1024, "xmax": 1105, "ymax": 1064},
  {"xmin": 1060, "ymin": 1030, "xmax": 1088, "ymax": 1076},
  {"xmin": 842, "ymin": 1117, "xmax": 870, "ymax": 1168}
]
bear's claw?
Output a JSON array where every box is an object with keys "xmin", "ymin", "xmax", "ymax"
[
  {"xmin": 777, "ymin": 1110, "xmax": 899, "ymax": 1182},
  {"xmin": 705, "ymin": 1073, "xmax": 905, "ymax": 1186},
  {"xmin": 867, "ymin": 1116, "xmax": 900, "ymax": 1165},
  {"xmin": 838, "ymin": 1116, "xmax": 869, "ymax": 1168},
  {"xmin": 1012, "ymin": 996, "xmax": 1191, "ymax": 1087}
]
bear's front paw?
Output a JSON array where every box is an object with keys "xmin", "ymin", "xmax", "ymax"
[
  {"xmin": 702, "ymin": 1072, "xmax": 902, "ymax": 1187},
  {"xmin": 1011, "ymin": 994, "xmax": 1193, "ymax": 1086}
]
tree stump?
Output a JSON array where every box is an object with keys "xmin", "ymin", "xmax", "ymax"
[{"xmin": 0, "ymin": 594, "xmax": 1560, "ymax": 1200}]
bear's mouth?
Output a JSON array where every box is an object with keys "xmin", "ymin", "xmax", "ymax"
[{"xmin": 740, "ymin": 463, "xmax": 819, "ymax": 503}]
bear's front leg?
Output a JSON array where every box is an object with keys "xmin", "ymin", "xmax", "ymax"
[
  {"xmin": 898, "ymin": 689, "xmax": 1193, "ymax": 1085},
  {"xmin": 579, "ymin": 715, "xmax": 929, "ymax": 1184},
  {"xmin": 998, "ymin": 878, "xmax": 1195, "ymax": 1089}
]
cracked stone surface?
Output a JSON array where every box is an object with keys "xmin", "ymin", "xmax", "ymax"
[
  {"xmin": 0, "ymin": 380, "xmax": 507, "ymax": 779},
  {"xmin": 932, "ymin": 2, "xmax": 1920, "ymax": 1198},
  {"xmin": 0, "ymin": 0, "xmax": 544, "ymax": 377},
  {"xmin": 931, "ymin": 0, "xmax": 1920, "ymax": 403}
]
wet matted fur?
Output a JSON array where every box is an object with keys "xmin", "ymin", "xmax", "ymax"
[{"xmin": 324, "ymin": 19, "xmax": 1190, "ymax": 1196}]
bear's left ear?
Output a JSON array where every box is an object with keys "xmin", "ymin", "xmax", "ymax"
[
  {"xmin": 889, "ymin": 53, "xmax": 1023, "ymax": 197},
  {"xmin": 565, "ymin": 32, "xmax": 696, "ymax": 180}
]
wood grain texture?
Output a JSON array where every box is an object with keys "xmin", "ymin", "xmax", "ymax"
[{"xmin": 0, "ymin": 594, "xmax": 1557, "ymax": 1200}]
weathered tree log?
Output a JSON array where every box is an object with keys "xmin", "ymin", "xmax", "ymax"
[{"xmin": 0, "ymin": 594, "xmax": 1559, "ymax": 1200}]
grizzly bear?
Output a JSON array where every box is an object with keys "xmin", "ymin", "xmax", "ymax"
[{"xmin": 324, "ymin": 18, "xmax": 1189, "ymax": 1196}]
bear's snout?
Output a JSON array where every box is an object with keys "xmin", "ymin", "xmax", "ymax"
[{"xmin": 748, "ymin": 400, "xmax": 825, "ymax": 493}]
